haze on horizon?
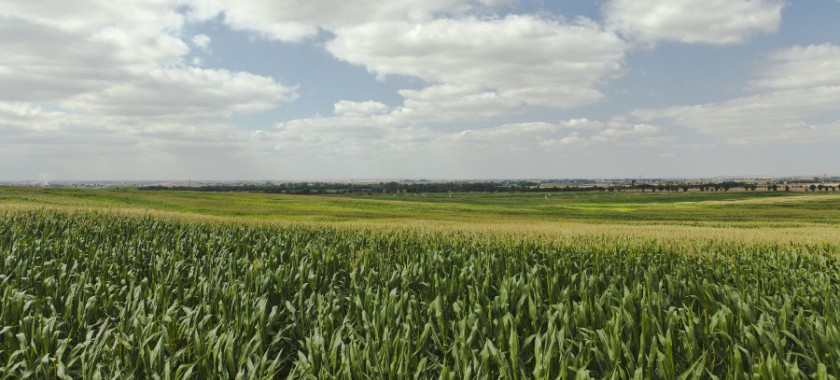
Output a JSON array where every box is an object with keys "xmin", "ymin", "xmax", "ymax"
[{"xmin": 1, "ymin": 0, "xmax": 839, "ymax": 181}]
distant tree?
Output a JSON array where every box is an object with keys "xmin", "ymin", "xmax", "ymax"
[
  {"xmin": 784, "ymin": 185, "xmax": 790, "ymax": 192},
  {"xmin": 810, "ymin": 184, "xmax": 817, "ymax": 192}
]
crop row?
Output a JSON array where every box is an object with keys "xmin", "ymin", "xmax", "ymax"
[{"xmin": 1, "ymin": 210, "xmax": 838, "ymax": 378}]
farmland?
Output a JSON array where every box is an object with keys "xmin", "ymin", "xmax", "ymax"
[
  {"xmin": 1, "ymin": 187, "xmax": 839, "ymax": 378},
  {"xmin": 3, "ymin": 186, "xmax": 840, "ymax": 240}
]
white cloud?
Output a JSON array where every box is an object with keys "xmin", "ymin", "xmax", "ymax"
[
  {"xmin": 597, "ymin": 123, "xmax": 661, "ymax": 139},
  {"xmin": 553, "ymin": 132, "xmax": 586, "ymax": 147},
  {"xmin": 183, "ymin": 0, "xmax": 508, "ymax": 42},
  {"xmin": 603, "ymin": 0, "xmax": 784, "ymax": 45},
  {"xmin": 751, "ymin": 44, "xmax": 840, "ymax": 89},
  {"xmin": 327, "ymin": 15, "xmax": 627, "ymax": 109},
  {"xmin": 192, "ymin": 34, "xmax": 211, "ymax": 51},
  {"xmin": 447, "ymin": 122, "xmax": 591, "ymax": 151},
  {"xmin": 3, "ymin": 1, "xmax": 834, "ymax": 180},
  {"xmin": 178, "ymin": 5, "xmax": 630, "ymax": 121},
  {"xmin": 0, "ymin": 102, "xmax": 249, "ymax": 145},
  {"xmin": 0, "ymin": 0, "xmax": 298, "ymax": 182},
  {"xmin": 0, "ymin": 98, "xmax": 672, "ymax": 179},
  {"xmin": 632, "ymin": 44, "xmax": 840, "ymax": 144},
  {"xmin": 333, "ymin": 100, "xmax": 390, "ymax": 117},
  {"xmin": 0, "ymin": 16, "xmax": 166, "ymax": 102},
  {"xmin": 271, "ymin": 114, "xmax": 433, "ymax": 156},
  {"xmin": 0, "ymin": 100, "xmax": 269, "ymax": 177},
  {"xmin": 633, "ymin": 86, "xmax": 840, "ymax": 144},
  {"xmin": 66, "ymin": 67, "xmax": 296, "ymax": 119},
  {"xmin": 265, "ymin": 113, "xmax": 665, "ymax": 158},
  {"xmin": 390, "ymin": 84, "xmax": 522, "ymax": 122},
  {"xmin": 564, "ymin": 118, "xmax": 607, "ymax": 131},
  {"xmin": 0, "ymin": 1, "xmax": 296, "ymax": 120},
  {"xmin": 1, "ymin": 0, "xmax": 187, "ymax": 66}
]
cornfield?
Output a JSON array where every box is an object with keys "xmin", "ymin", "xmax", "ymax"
[{"xmin": 1, "ymin": 210, "xmax": 838, "ymax": 378}]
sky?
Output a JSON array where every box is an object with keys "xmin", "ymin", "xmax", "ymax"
[{"xmin": 1, "ymin": 0, "xmax": 839, "ymax": 181}]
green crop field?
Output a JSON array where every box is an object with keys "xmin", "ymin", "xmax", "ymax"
[
  {"xmin": 2, "ymin": 186, "xmax": 840, "ymax": 243},
  {"xmin": 1, "ymin": 187, "xmax": 839, "ymax": 378}
]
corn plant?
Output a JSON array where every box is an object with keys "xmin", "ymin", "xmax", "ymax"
[{"xmin": 0, "ymin": 210, "xmax": 838, "ymax": 378}]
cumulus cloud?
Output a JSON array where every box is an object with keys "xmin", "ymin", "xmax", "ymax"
[
  {"xmin": 182, "ymin": 4, "xmax": 629, "ymax": 117},
  {"xmin": 266, "ymin": 113, "xmax": 667, "ymax": 158},
  {"xmin": 327, "ymin": 15, "xmax": 627, "ymax": 109},
  {"xmin": 603, "ymin": 0, "xmax": 784, "ymax": 45},
  {"xmin": 596, "ymin": 123, "xmax": 661, "ymax": 139},
  {"xmin": 449, "ymin": 122, "xmax": 590, "ymax": 150},
  {"xmin": 0, "ymin": 101, "xmax": 254, "ymax": 147},
  {"xmin": 333, "ymin": 100, "xmax": 390, "ymax": 117},
  {"xmin": 390, "ymin": 84, "xmax": 522, "ymax": 122},
  {"xmin": 751, "ymin": 44, "xmax": 840, "ymax": 89},
  {"xmin": 633, "ymin": 87, "xmax": 840, "ymax": 144},
  {"xmin": 191, "ymin": 34, "xmax": 211, "ymax": 50},
  {"xmin": 0, "ymin": 16, "xmax": 172, "ymax": 102},
  {"xmin": 6, "ymin": 0, "xmax": 832, "ymax": 179},
  {"xmin": 271, "ymin": 114, "xmax": 433, "ymax": 156},
  {"xmin": 183, "ymin": 0, "xmax": 508, "ymax": 42},
  {"xmin": 0, "ymin": 0, "xmax": 301, "ymax": 182},
  {"xmin": 632, "ymin": 44, "xmax": 840, "ymax": 144},
  {"xmin": 0, "ymin": 1, "xmax": 296, "ymax": 121},
  {"xmin": 3, "ymin": 0, "xmax": 641, "ymax": 179},
  {"xmin": 563, "ymin": 118, "xmax": 607, "ymax": 131},
  {"xmin": 0, "ymin": 99, "xmax": 278, "ymax": 180},
  {"xmin": 66, "ymin": 68, "xmax": 296, "ymax": 119}
]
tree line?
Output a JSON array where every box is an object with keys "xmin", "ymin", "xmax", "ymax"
[{"xmin": 137, "ymin": 181, "xmax": 838, "ymax": 195}]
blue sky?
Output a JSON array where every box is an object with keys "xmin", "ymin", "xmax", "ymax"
[{"xmin": 1, "ymin": 0, "xmax": 839, "ymax": 180}]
